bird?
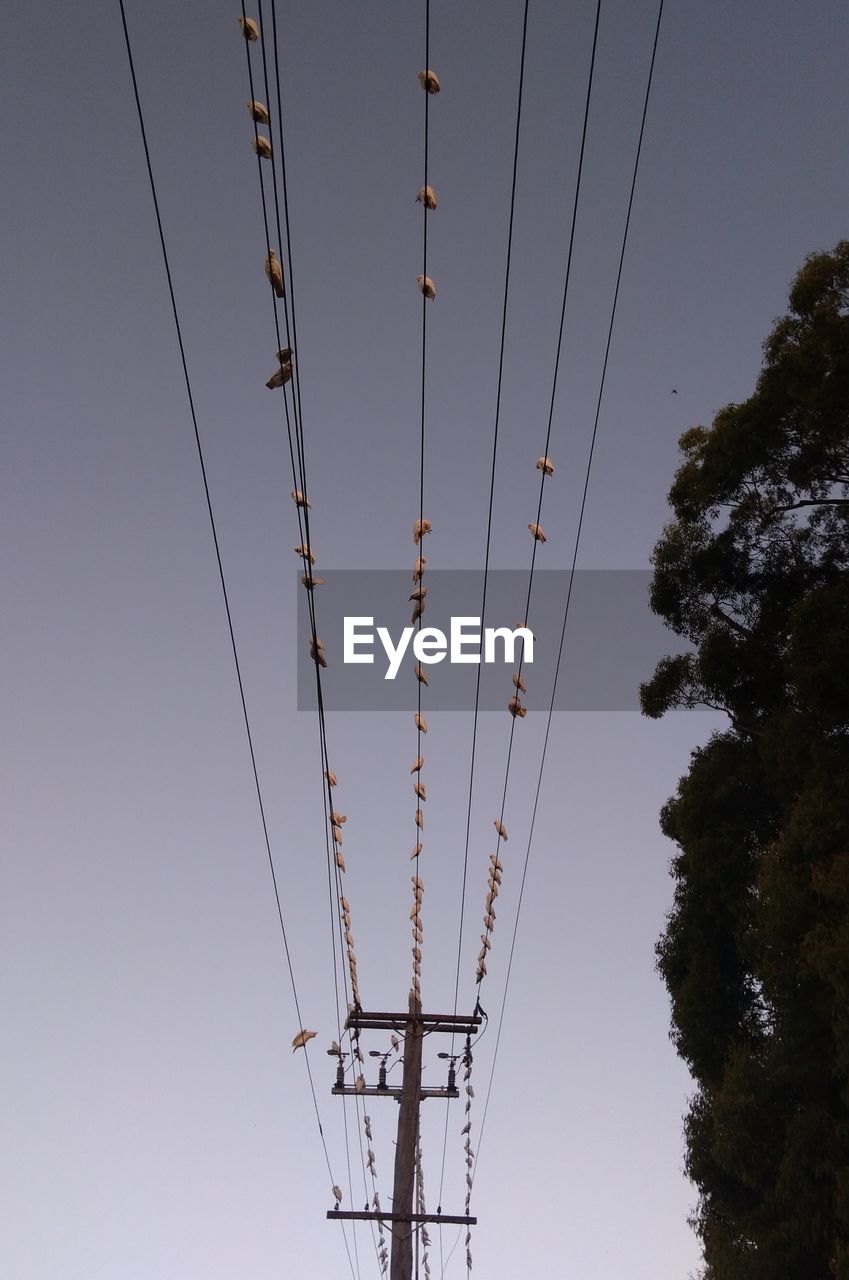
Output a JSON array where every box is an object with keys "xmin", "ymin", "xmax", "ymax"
[
  {"xmin": 461, "ymin": 1121, "xmax": 471, "ymax": 1135},
  {"xmin": 466, "ymin": 1084, "xmax": 475, "ymax": 1097},
  {"xmin": 276, "ymin": 346, "xmax": 293, "ymax": 364},
  {"xmin": 301, "ymin": 573, "xmax": 326, "ymax": 591},
  {"xmin": 410, "ymin": 586, "xmax": 427, "ymax": 602},
  {"xmin": 671, "ymin": 388, "xmax": 678, "ymax": 394},
  {"xmin": 340, "ymin": 896, "xmax": 350, "ymax": 912},
  {"xmin": 415, "ymin": 185, "xmax": 438, "ymax": 210},
  {"xmin": 345, "ymin": 930, "xmax": 355, "ymax": 947},
  {"xmin": 494, "ymin": 820, "xmax": 508, "ymax": 840},
  {"xmin": 512, "ymin": 672, "xmax": 526, "ymax": 693},
  {"xmin": 326, "ymin": 769, "xmax": 337, "ymax": 787},
  {"xmin": 332, "ymin": 1185, "xmax": 343, "ymax": 1204},
  {"xmin": 410, "ymin": 841, "xmax": 422, "ymax": 858},
  {"xmin": 417, "ymin": 274, "xmax": 436, "ymax": 300},
  {"xmin": 335, "ymin": 849, "xmax": 346, "ymax": 871},
  {"xmin": 330, "ymin": 811, "xmax": 347, "ymax": 825},
  {"xmin": 364, "ymin": 1115, "xmax": 373, "ymax": 1139},
  {"xmin": 536, "ymin": 456, "xmax": 555, "ymax": 476},
  {"xmin": 484, "ymin": 913, "xmax": 495, "ymax": 931},
  {"xmin": 489, "ymin": 854, "xmax": 504, "ymax": 870},
  {"xmin": 310, "ymin": 638, "xmax": 327, "ymax": 667},
  {"xmin": 486, "ymin": 882, "xmax": 499, "ymax": 901},
  {"xmin": 391, "ymin": 1034, "xmax": 400, "ymax": 1051},
  {"xmin": 507, "ymin": 696, "xmax": 527, "ymax": 719},
  {"xmin": 291, "ymin": 1029, "xmax": 316, "ymax": 1051},
  {"xmin": 418, "ymin": 69, "xmax": 441, "ymax": 93},
  {"xmin": 412, "ymin": 876, "xmax": 424, "ymax": 890},
  {"xmin": 265, "ymin": 248, "xmax": 285, "ymax": 297},
  {"xmin": 479, "ymin": 934, "xmax": 491, "ymax": 950},
  {"xmin": 327, "ymin": 1040, "xmax": 341, "ymax": 1055},
  {"xmin": 411, "ymin": 600, "xmax": 424, "ymax": 624},
  {"xmin": 410, "ymin": 755, "xmax": 424, "ymax": 773},
  {"xmin": 291, "ymin": 489, "xmax": 311, "ymax": 508},
  {"xmin": 266, "ymin": 360, "xmax": 292, "ymax": 389},
  {"xmin": 355, "ymin": 1075, "xmax": 366, "ymax": 1093},
  {"xmin": 413, "ymin": 518, "xmax": 432, "ymax": 544},
  {"xmin": 410, "ymin": 904, "xmax": 421, "ymax": 920},
  {"xmin": 414, "ymin": 781, "xmax": 426, "ymax": 801},
  {"xmin": 415, "ymin": 808, "xmax": 424, "ymax": 830},
  {"xmin": 238, "ymin": 15, "xmax": 259, "ymax": 40},
  {"xmin": 415, "ymin": 712, "xmax": 428, "ymax": 733},
  {"xmin": 248, "ymin": 99, "xmax": 269, "ymax": 123},
  {"xmin": 528, "ymin": 522, "xmax": 546, "ymax": 542},
  {"xmin": 414, "ymin": 664, "xmax": 428, "ymax": 686},
  {"xmin": 294, "ymin": 543, "xmax": 315, "ymax": 564},
  {"xmin": 412, "ymin": 557, "xmax": 427, "ymax": 582},
  {"xmin": 252, "ymin": 135, "xmax": 272, "ymax": 160}
]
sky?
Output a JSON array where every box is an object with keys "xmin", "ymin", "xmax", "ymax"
[{"xmin": 2, "ymin": 1, "xmax": 848, "ymax": 1277}]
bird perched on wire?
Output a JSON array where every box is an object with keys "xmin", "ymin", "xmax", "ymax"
[
  {"xmin": 512, "ymin": 672, "xmax": 527, "ymax": 693},
  {"xmin": 415, "ymin": 712, "xmax": 428, "ymax": 733},
  {"xmin": 536, "ymin": 456, "xmax": 555, "ymax": 477},
  {"xmin": 414, "ymin": 664, "xmax": 428, "ymax": 686},
  {"xmin": 248, "ymin": 99, "xmax": 269, "ymax": 123},
  {"xmin": 410, "ymin": 586, "xmax": 427, "ymax": 602},
  {"xmin": 418, "ymin": 69, "xmax": 441, "ymax": 93},
  {"xmin": 528, "ymin": 523, "xmax": 546, "ymax": 542},
  {"xmin": 355, "ymin": 1075, "xmax": 366, "ymax": 1093},
  {"xmin": 411, "ymin": 600, "xmax": 425, "ymax": 624},
  {"xmin": 410, "ymin": 841, "xmax": 422, "ymax": 858},
  {"xmin": 291, "ymin": 1029, "xmax": 316, "ymax": 1051},
  {"xmin": 410, "ymin": 755, "xmax": 424, "ymax": 773},
  {"xmin": 330, "ymin": 811, "xmax": 347, "ymax": 826},
  {"xmin": 310, "ymin": 636, "xmax": 327, "ymax": 668},
  {"xmin": 412, "ymin": 556, "xmax": 427, "ymax": 582},
  {"xmin": 417, "ymin": 274, "xmax": 436, "ymax": 300},
  {"xmin": 413, "ymin": 518, "xmax": 432, "ymax": 544},
  {"xmin": 508, "ymin": 695, "xmax": 527, "ymax": 719},
  {"xmin": 301, "ymin": 573, "xmax": 326, "ymax": 591},
  {"xmin": 494, "ymin": 820, "xmax": 508, "ymax": 840},
  {"xmin": 268, "ymin": 350, "xmax": 293, "ymax": 389},
  {"xmin": 415, "ymin": 808, "xmax": 424, "ymax": 830},
  {"xmin": 325, "ymin": 769, "xmax": 337, "ymax": 787},
  {"xmin": 415, "ymin": 185, "xmax": 438, "ymax": 210},
  {"xmin": 291, "ymin": 488, "xmax": 310, "ymax": 508},
  {"xmin": 238, "ymin": 15, "xmax": 259, "ymax": 40},
  {"xmin": 265, "ymin": 248, "xmax": 285, "ymax": 297},
  {"xmin": 332, "ymin": 1185, "xmax": 343, "ymax": 1205},
  {"xmin": 414, "ymin": 781, "xmax": 426, "ymax": 801},
  {"xmin": 294, "ymin": 543, "xmax": 315, "ymax": 565},
  {"xmin": 252, "ymin": 134, "xmax": 273, "ymax": 160}
]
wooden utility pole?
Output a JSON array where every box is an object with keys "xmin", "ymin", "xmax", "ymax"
[
  {"xmin": 389, "ymin": 993, "xmax": 424, "ymax": 1280},
  {"xmin": 327, "ymin": 1002, "xmax": 481, "ymax": 1272}
]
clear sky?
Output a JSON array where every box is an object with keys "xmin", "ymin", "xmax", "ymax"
[{"xmin": 2, "ymin": 2, "xmax": 848, "ymax": 1277}]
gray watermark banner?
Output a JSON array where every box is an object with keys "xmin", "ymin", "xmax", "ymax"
[{"xmin": 296, "ymin": 570, "xmax": 692, "ymax": 712}]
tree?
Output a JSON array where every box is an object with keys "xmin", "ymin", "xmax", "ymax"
[{"xmin": 642, "ymin": 242, "xmax": 849, "ymax": 1279}]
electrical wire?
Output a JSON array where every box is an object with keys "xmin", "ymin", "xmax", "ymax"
[{"xmin": 116, "ymin": 7, "xmax": 356, "ymax": 1279}]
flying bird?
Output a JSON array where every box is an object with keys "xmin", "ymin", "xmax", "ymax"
[
  {"xmin": 291, "ymin": 489, "xmax": 311, "ymax": 508},
  {"xmin": 238, "ymin": 16, "xmax": 259, "ymax": 40},
  {"xmin": 536, "ymin": 456, "xmax": 555, "ymax": 476},
  {"xmin": 416, "ymin": 274, "xmax": 436, "ymax": 300},
  {"xmin": 248, "ymin": 99, "xmax": 269, "ymax": 123},
  {"xmin": 410, "ymin": 756, "xmax": 424, "ymax": 773},
  {"xmin": 415, "ymin": 185, "xmax": 438, "ymax": 209},
  {"xmin": 418, "ymin": 69, "xmax": 441, "ymax": 93},
  {"xmin": 528, "ymin": 523, "xmax": 546, "ymax": 542},
  {"xmin": 291, "ymin": 1029, "xmax": 316, "ymax": 1051},
  {"xmin": 493, "ymin": 820, "xmax": 508, "ymax": 841},
  {"xmin": 413, "ymin": 518, "xmax": 432, "ymax": 544},
  {"xmin": 294, "ymin": 543, "xmax": 315, "ymax": 564},
  {"xmin": 252, "ymin": 135, "xmax": 273, "ymax": 160},
  {"xmin": 265, "ymin": 248, "xmax": 285, "ymax": 297},
  {"xmin": 414, "ymin": 712, "xmax": 428, "ymax": 733}
]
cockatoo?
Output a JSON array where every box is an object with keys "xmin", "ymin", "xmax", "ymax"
[
  {"xmin": 415, "ymin": 185, "xmax": 438, "ymax": 209},
  {"xmin": 418, "ymin": 69, "xmax": 441, "ymax": 93},
  {"xmin": 295, "ymin": 543, "xmax": 315, "ymax": 564},
  {"xmin": 512, "ymin": 672, "xmax": 526, "ymax": 693},
  {"xmin": 411, "ymin": 600, "xmax": 424, "ymax": 624},
  {"xmin": 416, "ymin": 274, "xmax": 436, "ymax": 299},
  {"xmin": 332, "ymin": 825, "xmax": 343, "ymax": 845},
  {"xmin": 412, "ymin": 875, "xmax": 424, "ymax": 891},
  {"xmin": 291, "ymin": 489, "xmax": 310, "ymax": 508},
  {"xmin": 252, "ymin": 135, "xmax": 272, "ymax": 160},
  {"xmin": 391, "ymin": 1034, "xmax": 400, "ymax": 1051},
  {"xmin": 248, "ymin": 99, "xmax": 269, "ymax": 123},
  {"xmin": 410, "ymin": 842, "xmax": 422, "ymax": 858},
  {"xmin": 355, "ymin": 1075, "xmax": 366, "ymax": 1093},
  {"xmin": 415, "ymin": 712, "xmax": 428, "ymax": 733},
  {"xmin": 414, "ymin": 665, "xmax": 428, "ymax": 686},
  {"xmin": 238, "ymin": 16, "xmax": 259, "ymax": 40},
  {"xmin": 332, "ymin": 1185, "xmax": 343, "ymax": 1204},
  {"xmin": 335, "ymin": 849, "xmax": 346, "ymax": 871},
  {"xmin": 410, "ymin": 586, "xmax": 427, "ymax": 602},
  {"xmin": 291, "ymin": 1029, "xmax": 316, "ymax": 1051},
  {"xmin": 330, "ymin": 811, "xmax": 346, "ymax": 826},
  {"xmin": 410, "ymin": 756, "xmax": 424, "ymax": 773},
  {"xmin": 484, "ymin": 912, "xmax": 495, "ymax": 930},
  {"xmin": 528, "ymin": 523, "xmax": 546, "ymax": 542},
  {"xmin": 326, "ymin": 769, "xmax": 337, "ymax": 787},
  {"xmin": 507, "ymin": 696, "xmax": 527, "ymax": 718},
  {"xmin": 310, "ymin": 637, "xmax": 327, "ymax": 667},
  {"xmin": 415, "ymin": 808, "xmax": 424, "ymax": 830},
  {"xmin": 265, "ymin": 248, "xmax": 285, "ymax": 297},
  {"xmin": 414, "ymin": 781, "xmax": 426, "ymax": 801},
  {"xmin": 266, "ymin": 359, "xmax": 292, "ymax": 389},
  {"xmin": 536, "ymin": 456, "xmax": 555, "ymax": 476},
  {"xmin": 493, "ymin": 820, "xmax": 508, "ymax": 841},
  {"xmin": 479, "ymin": 934, "xmax": 491, "ymax": 950},
  {"xmin": 301, "ymin": 573, "xmax": 325, "ymax": 591},
  {"xmin": 413, "ymin": 518, "xmax": 432, "ymax": 544},
  {"xmin": 413, "ymin": 557, "xmax": 427, "ymax": 582}
]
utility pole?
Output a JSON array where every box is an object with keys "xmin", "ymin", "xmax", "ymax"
[{"xmin": 327, "ymin": 999, "xmax": 481, "ymax": 1277}]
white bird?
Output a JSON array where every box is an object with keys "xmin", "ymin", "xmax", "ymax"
[
  {"xmin": 414, "ymin": 781, "xmax": 426, "ymax": 801},
  {"xmin": 415, "ymin": 808, "xmax": 424, "ymax": 830},
  {"xmin": 493, "ymin": 820, "xmax": 508, "ymax": 841},
  {"xmin": 415, "ymin": 185, "xmax": 438, "ymax": 209},
  {"xmin": 512, "ymin": 672, "xmax": 527, "ymax": 693},
  {"xmin": 418, "ymin": 69, "xmax": 441, "ymax": 93},
  {"xmin": 466, "ymin": 1084, "xmax": 475, "ymax": 1097},
  {"xmin": 414, "ymin": 665, "xmax": 428, "ymax": 686},
  {"xmin": 489, "ymin": 854, "xmax": 504, "ymax": 870},
  {"xmin": 391, "ymin": 1034, "xmax": 400, "ymax": 1051},
  {"xmin": 327, "ymin": 1040, "xmax": 341, "ymax": 1055},
  {"xmin": 412, "ymin": 876, "xmax": 424, "ymax": 890},
  {"xmin": 528, "ymin": 522, "xmax": 547, "ymax": 542},
  {"xmin": 412, "ymin": 557, "xmax": 427, "ymax": 583},
  {"xmin": 301, "ymin": 573, "xmax": 326, "ymax": 591},
  {"xmin": 332, "ymin": 825, "xmax": 343, "ymax": 844},
  {"xmin": 415, "ymin": 712, "xmax": 428, "ymax": 733},
  {"xmin": 310, "ymin": 637, "xmax": 327, "ymax": 667},
  {"xmin": 291, "ymin": 1029, "xmax": 316, "ymax": 1051},
  {"xmin": 335, "ymin": 850, "xmax": 346, "ymax": 871},
  {"xmin": 355, "ymin": 1075, "xmax": 366, "ymax": 1093},
  {"xmin": 238, "ymin": 16, "xmax": 259, "ymax": 40},
  {"xmin": 326, "ymin": 769, "xmax": 338, "ymax": 787},
  {"xmin": 410, "ymin": 842, "xmax": 422, "ymax": 858},
  {"xmin": 291, "ymin": 489, "xmax": 311, "ymax": 508},
  {"xmin": 248, "ymin": 99, "xmax": 270, "ymax": 123},
  {"xmin": 414, "ymin": 926, "xmax": 423, "ymax": 944},
  {"xmin": 364, "ymin": 1115, "xmax": 372, "ymax": 1139},
  {"xmin": 330, "ymin": 811, "xmax": 347, "ymax": 826},
  {"xmin": 484, "ymin": 913, "xmax": 495, "ymax": 930},
  {"xmin": 536, "ymin": 456, "xmax": 555, "ymax": 476},
  {"xmin": 479, "ymin": 934, "xmax": 491, "ymax": 950},
  {"xmin": 252, "ymin": 135, "xmax": 273, "ymax": 160},
  {"xmin": 486, "ymin": 882, "xmax": 499, "ymax": 901},
  {"xmin": 265, "ymin": 248, "xmax": 285, "ymax": 298},
  {"xmin": 410, "ymin": 904, "xmax": 420, "ymax": 920},
  {"xmin": 410, "ymin": 755, "xmax": 424, "ymax": 773},
  {"xmin": 332, "ymin": 1184, "xmax": 343, "ymax": 1204},
  {"xmin": 340, "ymin": 896, "xmax": 350, "ymax": 912},
  {"xmin": 411, "ymin": 600, "xmax": 425, "ymax": 624},
  {"xmin": 416, "ymin": 274, "xmax": 436, "ymax": 300},
  {"xmin": 413, "ymin": 518, "xmax": 432, "ymax": 544},
  {"xmin": 293, "ymin": 544, "xmax": 316, "ymax": 567},
  {"xmin": 507, "ymin": 696, "xmax": 527, "ymax": 719},
  {"xmin": 266, "ymin": 359, "xmax": 292, "ymax": 389},
  {"xmin": 410, "ymin": 586, "xmax": 427, "ymax": 602},
  {"xmin": 345, "ymin": 930, "xmax": 355, "ymax": 947}
]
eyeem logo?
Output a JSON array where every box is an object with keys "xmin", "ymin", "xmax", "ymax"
[{"xmin": 344, "ymin": 617, "xmax": 534, "ymax": 680}]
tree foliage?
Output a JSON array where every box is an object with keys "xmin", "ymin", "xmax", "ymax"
[{"xmin": 642, "ymin": 243, "xmax": 849, "ymax": 1278}]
